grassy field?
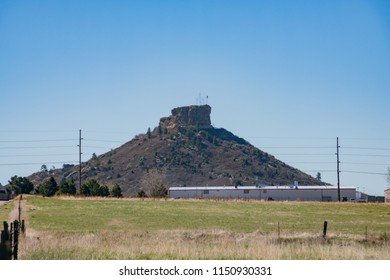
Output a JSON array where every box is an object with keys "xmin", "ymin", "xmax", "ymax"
[
  {"xmin": 18, "ymin": 196, "xmax": 390, "ymax": 260},
  {"xmin": 0, "ymin": 200, "xmax": 13, "ymax": 222}
]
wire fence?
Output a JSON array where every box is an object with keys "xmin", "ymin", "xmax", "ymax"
[{"xmin": 0, "ymin": 195, "xmax": 25, "ymax": 260}]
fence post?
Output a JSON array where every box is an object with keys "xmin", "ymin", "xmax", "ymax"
[
  {"xmin": 21, "ymin": 220, "xmax": 25, "ymax": 236},
  {"xmin": 0, "ymin": 229, "xmax": 4, "ymax": 259},
  {"xmin": 322, "ymin": 221, "xmax": 328, "ymax": 240},
  {"xmin": 13, "ymin": 220, "xmax": 19, "ymax": 260},
  {"xmin": 0, "ymin": 221, "xmax": 12, "ymax": 260},
  {"xmin": 277, "ymin": 222, "xmax": 280, "ymax": 240},
  {"xmin": 5, "ymin": 222, "xmax": 11, "ymax": 259},
  {"xmin": 18, "ymin": 195, "xmax": 22, "ymax": 223},
  {"xmin": 10, "ymin": 221, "xmax": 14, "ymax": 256}
]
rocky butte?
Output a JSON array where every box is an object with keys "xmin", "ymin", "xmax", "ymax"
[
  {"xmin": 160, "ymin": 104, "xmax": 212, "ymax": 129},
  {"xmin": 28, "ymin": 104, "xmax": 327, "ymax": 196}
]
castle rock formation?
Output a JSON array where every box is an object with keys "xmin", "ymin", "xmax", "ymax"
[{"xmin": 160, "ymin": 105, "xmax": 212, "ymax": 129}]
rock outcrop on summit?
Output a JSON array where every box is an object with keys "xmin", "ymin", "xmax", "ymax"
[
  {"xmin": 160, "ymin": 105, "xmax": 212, "ymax": 129},
  {"xmin": 28, "ymin": 105, "xmax": 328, "ymax": 196},
  {"xmin": 172, "ymin": 105, "xmax": 212, "ymax": 128}
]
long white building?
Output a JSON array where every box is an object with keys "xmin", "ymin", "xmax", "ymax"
[{"xmin": 169, "ymin": 186, "xmax": 359, "ymax": 202}]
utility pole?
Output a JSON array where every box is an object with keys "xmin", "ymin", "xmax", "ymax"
[
  {"xmin": 336, "ymin": 137, "xmax": 341, "ymax": 202},
  {"xmin": 78, "ymin": 129, "xmax": 83, "ymax": 190}
]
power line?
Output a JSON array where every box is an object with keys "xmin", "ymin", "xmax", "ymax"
[
  {"xmin": 341, "ymin": 170, "xmax": 388, "ymax": 176},
  {"xmin": 341, "ymin": 162, "xmax": 390, "ymax": 166},
  {"xmin": 0, "ymin": 161, "xmax": 78, "ymax": 166},
  {"xmin": 339, "ymin": 137, "xmax": 390, "ymax": 141},
  {"xmin": 342, "ymin": 146, "xmax": 390, "ymax": 151},
  {"xmin": 1, "ymin": 131, "xmax": 389, "ymax": 186},
  {"xmin": 83, "ymin": 145, "xmax": 114, "ymax": 149},
  {"xmin": 0, "ymin": 139, "xmax": 76, "ymax": 143},
  {"xmin": 245, "ymin": 136, "xmax": 335, "ymax": 140},
  {"xmin": 273, "ymin": 153, "xmax": 334, "ymax": 156},
  {"xmin": 342, "ymin": 154, "xmax": 390, "ymax": 158},
  {"xmin": 259, "ymin": 146, "xmax": 334, "ymax": 149},
  {"xmin": 303, "ymin": 170, "xmax": 337, "ymax": 173},
  {"xmin": 83, "ymin": 138, "xmax": 125, "ymax": 143},
  {"xmin": 287, "ymin": 162, "xmax": 334, "ymax": 164},
  {"xmin": 0, "ymin": 145, "xmax": 76, "ymax": 149},
  {"xmin": 83, "ymin": 130, "xmax": 136, "ymax": 135},
  {"xmin": 0, "ymin": 129, "xmax": 78, "ymax": 133},
  {"xmin": 0, "ymin": 154, "xmax": 78, "ymax": 158}
]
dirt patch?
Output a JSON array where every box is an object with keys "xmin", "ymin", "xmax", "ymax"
[{"xmin": 6, "ymin": 196, "xmax": 28, "ymax": 225}]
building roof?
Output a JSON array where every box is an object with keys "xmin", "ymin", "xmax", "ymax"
[{"xmin": 169, "ymin": 186, "xmax": 356, "ymax": 191}]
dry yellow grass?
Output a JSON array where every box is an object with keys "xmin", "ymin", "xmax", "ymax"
[{"xmin": 19, "ymin": 229, "xmax": 390, "ymax": 260}]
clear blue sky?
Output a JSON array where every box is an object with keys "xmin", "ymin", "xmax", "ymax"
[{"xmin": 1, "ymin": 0, "xmax": 389, "ymax": 195}]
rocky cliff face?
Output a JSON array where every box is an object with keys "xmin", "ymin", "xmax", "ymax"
[{"xmin": 160, "ymin": 105, "xmax": 212, "ymax": 129}]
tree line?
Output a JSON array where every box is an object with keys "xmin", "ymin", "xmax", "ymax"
[
  {"xmin": 5, "ymin": 167, "xmax": 170, "ymax": 199},
  {"xmin": 5, "ymin": 176, "xmax": 123, "ymax": 198}
]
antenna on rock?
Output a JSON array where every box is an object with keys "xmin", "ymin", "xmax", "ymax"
[{"xmin": 196, "ymin": 93, "xmax": 206, "ymax": 105}]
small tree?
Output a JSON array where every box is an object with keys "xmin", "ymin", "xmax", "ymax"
[
  {"xmin": 41, "ymin": 164, "xmax": 48, "ymax": 173},
  {"xmin": 91, "ymin": 153, "xmax": 100, "ymax": 167},
  {"xmin": 137, "ymin": 189, "xmax": 147, "ymax": 198},
  {"xmin": 37, "ymin": 177, "xmax": 58, "ymax": 197},
  {"xmin": 316, "ymin": 172, "xmax": 322, "ymax": 181},
  {"xmin": 59, "ymin": 178, "xmax": 77, "ymax": 195},
  {"xmin": 98, "ymin": 185, "xmax": 110, "ymax": 197},
  {"xmin": 141, "ymin": 168, "xmax": 168, "ymax": 198},
  {"xmin": 80, "ymin": 179, "xmax": 110, "ymax": 197},
  {"xmin": 150, "ymin": 182, "xmax": 168, "ymax": 197},
  {"xmin": 7, "ymin": 176, "xmax": 34, "ymax": 194},
  {"xmin": 234, "ymin": 180, "xmax": 243, "ymax": 187},
  {"xmin": 147, "ymin": 127, "xmax": 152, "ymax": 139},
  {"xmin": 80, "ymin": 179, "xmax": 100, "ymax": 196},
  {"xmin": 110, "ymin": 184, "xmax": 123, "ymax": 198}
]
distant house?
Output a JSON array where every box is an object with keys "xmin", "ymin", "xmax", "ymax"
[
  {"xmin": 385, "ymin": 189, "xmax": 390, "ymax": 203},
  {"xmin": 169, "ymin": 186, "xmax": 358, "ymax": 202},
  {"xmin": 0, "ymin": 185, "xmax": 9, "ymax": 200}
]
